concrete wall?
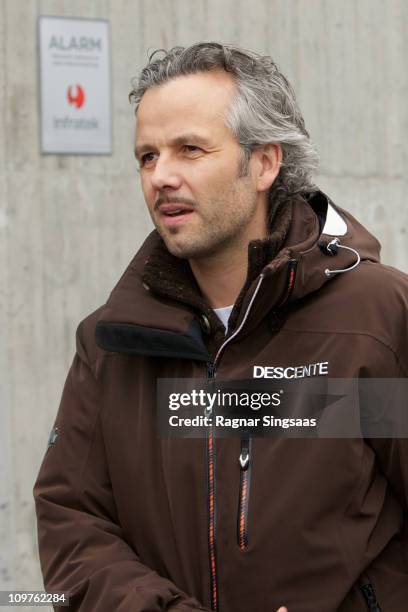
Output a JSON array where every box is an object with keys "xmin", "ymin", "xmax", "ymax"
[{"xmin": 1, "ymin": 0, "xmax": 407, "ymax": 609}]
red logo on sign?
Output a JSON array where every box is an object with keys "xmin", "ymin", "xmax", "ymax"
[{"xmin": 67, "ymin": 85, "xmax": 85, "ymax": 109}]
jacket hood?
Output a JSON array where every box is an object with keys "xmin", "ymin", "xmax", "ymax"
[
  {"xmin": 284, "ymin": 190, "xmax": 380, "ymax": 303},
  {"xmin": 95, "ymin": 190, "xmax": 381, "ymax": 359}
]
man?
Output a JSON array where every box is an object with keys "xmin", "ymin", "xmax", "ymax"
[{"xmin": 34, "ymin": 43, "xmax": 408, "ymax": 611}]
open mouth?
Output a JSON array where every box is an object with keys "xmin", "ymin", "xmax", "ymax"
[
  {"xmin": 159, "ymin": 204, "xmax": 195, "ymax": 225},
  {"xmin": 163, "ymin": 209, "xmax": 192, "ymax": 217}
]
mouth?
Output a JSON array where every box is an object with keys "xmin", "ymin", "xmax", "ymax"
[
  {"xmin": 158, "ymin": 203, "xmax": 195, "ymax": 226},
  {"xmin": 163, "ymin": 209, "xmax": 191, "ymax": 217}
]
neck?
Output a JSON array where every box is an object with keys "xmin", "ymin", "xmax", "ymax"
[
  {"xmin": 189, "ymin": 243, "xmax": 250, "ymax": 309},
  {"xmin": 189, "ymin": 205, "xmax": 269, "ymax": 308}
]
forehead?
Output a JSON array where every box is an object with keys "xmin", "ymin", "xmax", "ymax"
[{"xmin": 135, "ymin": 69, "xmax": 237, "ymax": 143}]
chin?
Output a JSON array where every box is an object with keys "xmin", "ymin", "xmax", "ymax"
[
  {"xmin": 159, "ymin": 224, "xmax": 220, "ymax": 260},
  {"xmin": 163, "ymin": 236, "xmax": 207, "ymax": 260},
  {"xmin": 165, "ymin": 240, "xmax": 194, "ymax": 259}
]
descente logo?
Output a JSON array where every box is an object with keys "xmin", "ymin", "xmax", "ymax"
[{"xmin": 253, "ymin": 361, "xmax": 329, "ymax": 379}]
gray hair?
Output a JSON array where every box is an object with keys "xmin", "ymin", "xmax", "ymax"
[{"xmin": 129, "ymin": 42, "xmax": 319, "ymax": 218}]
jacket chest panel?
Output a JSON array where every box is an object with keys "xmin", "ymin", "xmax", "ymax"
[
  {"xmin": 215, "ymin": 325, "xmax": 395, "ymax": 379},
  {"xmin": 99, "ymin": 355, "xmax": 210, "ymax": 597}
]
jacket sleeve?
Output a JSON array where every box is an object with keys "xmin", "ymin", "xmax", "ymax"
[
  {"xmin": 366, "ymin": 436, "xmax": 408, "ymax": 514},
  {"xmin": 33, "ymin": 332, "xmax": 210, "ymax": 612},
  {"xmin": 364, "ymin": 364, "xmax": 408, "ymax": 514}
]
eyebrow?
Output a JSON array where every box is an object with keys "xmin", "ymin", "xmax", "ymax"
[{"xmin": 134, "ymin": 133, "xmax": 211, "ymax": 160}]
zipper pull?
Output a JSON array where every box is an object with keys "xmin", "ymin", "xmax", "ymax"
[
  {"xmin": 360, "ymin": 583, "xmax": 382, "ymax": 612},
  {"xmin": 207, "ymin": 361, "xmax": 216, "ymax": 379},
  {"xmin": 237, "ymin": 436, "xmax": 252, "ymax": 550},
  {"xmin": 239, "ymin": 436, "xmax": 250, "ymax": 470}
]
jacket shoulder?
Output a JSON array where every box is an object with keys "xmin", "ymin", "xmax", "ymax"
[
  {"xmin": 290, "ymin": 260, "xmax": 408, "ymax": 374},
  {"xmin": 349, "ymin": 260, "xmax": 408, "ymax": 308},
  {"xmin": 330, "ymin": 261, "xmax": 408, "ymax": 372}
]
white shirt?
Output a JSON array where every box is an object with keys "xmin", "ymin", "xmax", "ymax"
[{"xmin": 213, "ymin": 304, "xmax": 234, "ymax": 332}]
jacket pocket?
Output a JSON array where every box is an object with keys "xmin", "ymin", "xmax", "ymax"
[{"xmin": 237, "ymin": 436, "xmax": 251, "ymax": 550}]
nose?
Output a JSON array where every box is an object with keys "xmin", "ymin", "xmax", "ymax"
[{"xmin": 150, "ymin": 156, "xmax": 183, "ymax": 191}]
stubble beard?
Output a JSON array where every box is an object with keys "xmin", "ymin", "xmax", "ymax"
[{"xmin": 157, "ymin": 180, "xmax": 259, "ymax": 260}]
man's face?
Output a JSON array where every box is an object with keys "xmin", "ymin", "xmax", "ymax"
[{"xmin": 135, "ymin": 69, "xmax": 267, "ymax": 260}]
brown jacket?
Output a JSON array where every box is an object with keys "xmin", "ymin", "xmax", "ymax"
[{"xmin": 34, "ymin": 191, "xmax": 408, "ymax": 611}]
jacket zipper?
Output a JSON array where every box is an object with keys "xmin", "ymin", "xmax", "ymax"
[
  {"xmin": 360, "ymin": 581, "xmax": 382, "ymax": 612},
  {"xmin": 206, "ymin": 361, "xmax": 218, "ymax": 612},
  {"xmin": 205, "ymin": 275, "xmax": 265, "ymax": 610},
  {"xmin": 237, "ymin": 436, "xmax": 251, "ymax": 549},
  {"xmin": 205, "ymin": 262, "xmax": 298, "ymax": 608}
]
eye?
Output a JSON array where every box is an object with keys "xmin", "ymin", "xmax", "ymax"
[
  {"xmin": 140, "ymin": 152, "xmax": 156, "ymax": 166},
  {"xmin": 184, "ymin": 145, "xmax": 201, "ymax": 153}
]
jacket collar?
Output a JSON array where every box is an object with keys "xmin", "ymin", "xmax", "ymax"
[{"xmin": 95, "ymin": 189, "xmax": 381, "ymax": 358}]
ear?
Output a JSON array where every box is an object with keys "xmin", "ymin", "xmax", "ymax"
[{"xmin": 254, "ymin": 144, "xmax": 282, "ymax": 192}]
